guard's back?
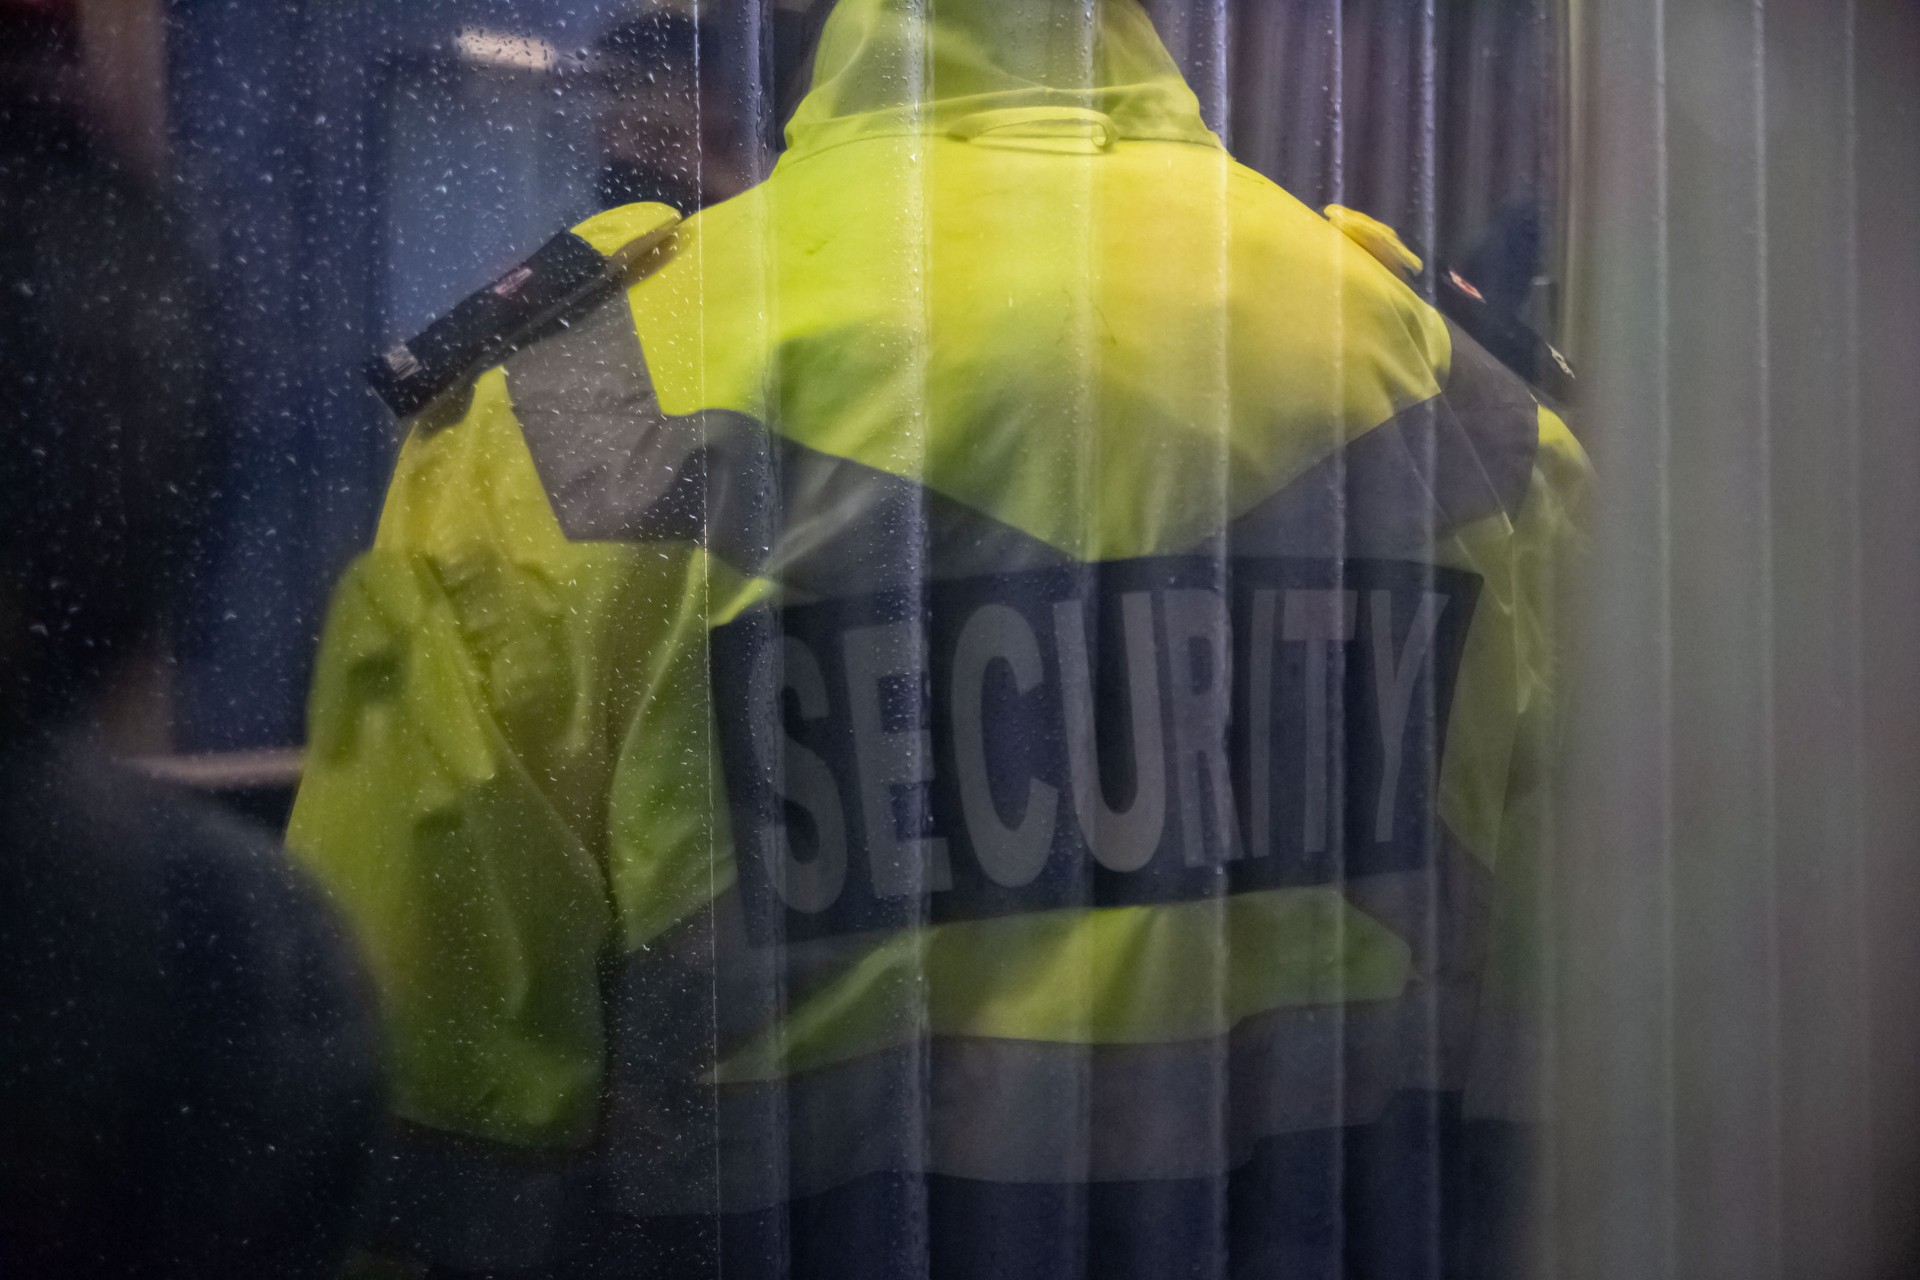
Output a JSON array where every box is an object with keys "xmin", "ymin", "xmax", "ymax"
[{"xmin": 287, "ymin": 0, "xmax": 1587, "ymax": 1274}]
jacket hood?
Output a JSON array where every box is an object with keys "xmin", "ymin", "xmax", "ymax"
[{"xmin": 782, "ymin": 0, "xmax": 1221, "ymax": 157}]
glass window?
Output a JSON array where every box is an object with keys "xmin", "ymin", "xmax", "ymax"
[{"xmin": 3, "ymin": 2, "xmax": 1917, "ymax": 1277}]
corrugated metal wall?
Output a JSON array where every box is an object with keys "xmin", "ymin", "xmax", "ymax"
[
  {"xmin": 1165, "ymin": 1, "xmax": 1920, "ymax": 1271},
  {"xmin": 154, "ymin": 2, "xmax": 1920, "ymax": 1265},
  {"xmin": 1556, "ymin": 1, "xmax": 1920, "ymax": 1276}
]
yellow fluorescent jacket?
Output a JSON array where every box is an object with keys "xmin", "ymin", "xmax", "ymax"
[{"xmin": 289, "ymin": 0, "xmax": 1588, "ymax": 1218}]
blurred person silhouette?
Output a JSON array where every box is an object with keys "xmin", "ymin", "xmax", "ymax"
[
  {"xmin": 293, "ymin": 0, "xmax": 1587, "ymax": 1276},
  {"xmin": 0, "ymin": 55, "xmax": 382, "ymax": 1280},
  {"xmin": 591, "ymin": 5, "xmax": 758, "ymax": 214}
]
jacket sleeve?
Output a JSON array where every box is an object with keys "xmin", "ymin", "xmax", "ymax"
[
  {"xmin": 288, "ymin": 367, "xmax": 637, "ymax": 1152},
  {"xmin": 1466, "ymin": 402, "xmax": 1591, "ymax": 1122}
]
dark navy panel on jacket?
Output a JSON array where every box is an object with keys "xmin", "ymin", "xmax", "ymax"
[{"xmin": 712, "ymin": 555, "xmax": 1480, "ymax": 945}]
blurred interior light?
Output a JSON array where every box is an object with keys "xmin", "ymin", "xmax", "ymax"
[{"xmin": 455, "ymin": 27, "xmax": 558, "ymax": 73}]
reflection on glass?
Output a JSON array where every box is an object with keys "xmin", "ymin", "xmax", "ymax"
[
  {"xmin": 290, "ymin": 1, "xmax": 1582, "ymax": 1275},
  {"xmin": 5, "ymin": 1, "xmax": 1920, "ymax": 1278}
]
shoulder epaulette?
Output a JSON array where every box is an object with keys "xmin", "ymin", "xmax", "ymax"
[
  {"xmin": 1433, "ymin": 265, "xmax": 1577, "ymax": 408},
  {"xmin": 366, "ymin": 211, "xmax": 681, "ymax": 421}
]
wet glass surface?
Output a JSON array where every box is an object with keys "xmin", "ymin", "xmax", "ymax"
[{"xmin": 2, "ymin": 2, "xmax": 1918, "ymax": 1277}]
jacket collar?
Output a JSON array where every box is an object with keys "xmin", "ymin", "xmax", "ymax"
[{"xmin": 778, "ymin": 0, "xmax": 1222, "ymax": 161}]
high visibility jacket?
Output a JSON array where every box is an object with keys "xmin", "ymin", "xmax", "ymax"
[{"xmin": 289, "ymin": 0, "xmax": 1588, "ymax": 1273}]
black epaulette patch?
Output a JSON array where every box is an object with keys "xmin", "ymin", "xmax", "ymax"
[
  {"xmin": 1323, "ymin": 205, "xmax": 1576, "ymax": 408},
  {"xmin": 367, "ymin": 223, "xmax": 672, "ymax": 420},
  {"xmin": 1435, "ymin": 267, "xmax": 1577, "ymax": 408}
]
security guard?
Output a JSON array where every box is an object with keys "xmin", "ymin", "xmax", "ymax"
[{"xmin": 290, "ymin": 0, "xmax": 1588, "ymax": 1275}]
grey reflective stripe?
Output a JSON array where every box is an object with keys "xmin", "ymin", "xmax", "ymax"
[
  {"xmin": 1213, "ymin": 320, "xmax": 1541, "ymax": 559},
  {"xmin": 367, "ymin": 1121, "xmax": 577, "ymax": 1271},
  {"xmin": 503, "ymin": 296, "xmax": 1068, "ymax": 595},
  {"xmin": 687, "ymin": 996, "xmax": 1465, "ymax": 1211},
  {"xmin": 582, "ymin": 837, "xmax": 1489, "ymax": 1215},
  {"xmin": 727, "ymin": 1010, "xmax": 1402, "ymax": 1197}
]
